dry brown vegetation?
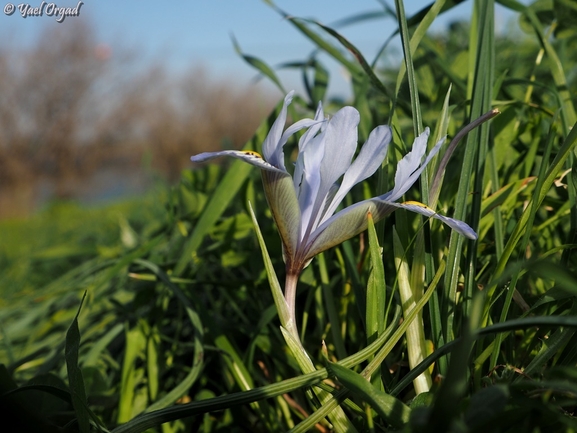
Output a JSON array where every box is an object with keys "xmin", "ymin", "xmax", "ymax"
[{"xmin": 0, "ymin": 21, "xmax": 273, "ymax": 218}]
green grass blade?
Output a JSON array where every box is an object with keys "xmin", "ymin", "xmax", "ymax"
[
  {"xmin": 394, "ymin": 0, "xmax": 423, "ymax": 136},
  {"xmin": 117, "ymin": 325, "xmax": 147, "ymax": 424},
  {"xmin": 327, "ymin": 362, "xmax": 411, "ymax": 428},
  {"xmin": 366, "ymin": 214, "xmax": 385, "ymax": 344},
  {"xmin": 133, "ymin": 259, "xmax": 204, "ymax": 413},
  {"xmin": 443, "ymin": 0, "xmax": 495, "ymax": 352},
  {"xmin": 231, "ymin": 34, "xmax": 286, "ymax": 94},
  {"xmin": 312, "ymin": 21, "xmax": 390, "ymax": 98},
  {"xmin": 248, "ymin": 202, "xmax": 289, "ymax": 328},
  {"xmin": 64, "ymin": 292, "xmax": 91, "ymax": 433}
]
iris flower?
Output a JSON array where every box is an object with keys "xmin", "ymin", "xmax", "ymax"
[
  {"xmin": 192, "ymin": 91, "xmax": 476, "ymax": 328},
  {"xmin": 192, "ymin": 91, "xmax": 475, "ymax": 261}
]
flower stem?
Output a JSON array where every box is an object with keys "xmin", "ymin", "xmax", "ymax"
[
  {"xmin": 284, "ymin": 271, "xmax": 300, "ymax": 342},
  {"xmin": 281, "ymin": 271, "xmax": 355, "ymax": 433}
]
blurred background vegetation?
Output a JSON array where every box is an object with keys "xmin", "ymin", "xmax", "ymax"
[{"xmin": 0, "ymin": 21, "xmax": 273, "ymax": 218}]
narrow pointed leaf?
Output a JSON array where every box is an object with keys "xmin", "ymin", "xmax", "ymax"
[
  {"xmin": 65, "ymin": 292, "xmax": 91, "ymax": 433},
  {"xmin": 327, "ymin": 362, "xmax": 411, "ymax": 428},
  {"xmin": 248, "ymin": 202, "xmax": 290, "ymax": 326}
]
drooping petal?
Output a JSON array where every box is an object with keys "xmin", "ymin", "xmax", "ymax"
[
  {"xmin": 191, "ymin": 150, "xmax": 286, "ymax": 174},
  {"xmin": 319, "ymin": 125, "xmax": 392, "ymax": 225},
  {"xmin": 262, "ymin": 91, "xmax": 294, "ymax": 170},
  {"xmin": 303, "ymin": 196, "xmax": 477, "ymax": 261},
  {"xmin": 384, "ymin": 200, "xmax": 477, "ymax": 240}
]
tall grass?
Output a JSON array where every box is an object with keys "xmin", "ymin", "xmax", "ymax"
[{"xmin": 1, "ymin": 1, "xmax": 577, "ymax": 432}]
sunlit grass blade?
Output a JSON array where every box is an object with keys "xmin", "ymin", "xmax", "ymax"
[
  {"xmin": 393, "ymin": 228, "xmax": 431, "ymax": 394},
  {"xmin": 394, "ymin": 0, "xmax": 449, "ymax": 100},
  {"xmin": 117, "ymin": 325, "xmax": 147, "ymax": 424},
  {"xmin": 280, "ymin": 325, "xmax": 358, "ymax": 433}
]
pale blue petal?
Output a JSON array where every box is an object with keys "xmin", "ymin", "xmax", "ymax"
[
  {"xmin": 297, "ymin": 102, "xmax": 325, "ymax": 154},
  {"xmin": 293, "ymin": 102, "xmax": 325, "ymax": 195},
  {"xmin": 378, "ymin": 200, "xmax": 477, "ymax": 240},
  {"xmin": 386, "ymin": 129, "xmax": 445, "ymax": 202},
  {"xmin": 279, "ymin": 118, "xmax": 323, "ymax": 148},
  {"xmin": 304, "ymin": 106, "xmax": 360, "ymax": 238},
  {"xmin": 262, "ymin": 91, "xmax": 294, "ymax": 170},
  {"xmin": 298, "ymin": 130, "xmax": 326, "ymax": 240},
  {"xmin": 191, "ymin": 150, "xmax": 286, "ymax": 174},
  {"xmin": 303, "ymin": 199, "xmax": 394, "ymax": 260},
  {"xmin": 320, "ymin": 125, "xmax": 391, "ymax": 224},
  {"xmin": 303, "ymin": 195, "xmax": 476, "ymax": 261}
]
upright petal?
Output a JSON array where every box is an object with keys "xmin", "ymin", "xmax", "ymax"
[
  {"xmin": 304, "ymin": 107, "xmax": 360, "ymax": 238},
  {"xmin": 293, "ymin": 102, "xmax": 325, "ymax": 196},
  {"xmin": 297, "ymin": 131, "xmax": 326, "ymax": 240},
  {"xmin": 319, "ymin": 125, "xmax": 391, "ymax": 225},
  {"xmin": 262, "ymin": 91, "xmax": 294, "ymax": 170},
  {"xmin": 385, "ymin": 129, "xmax": 445, "ymax": 202}
]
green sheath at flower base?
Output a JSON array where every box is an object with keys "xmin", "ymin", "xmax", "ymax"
[{"xmin": 192, "ymin": 91, "xmax": 477, "ymax": 276}]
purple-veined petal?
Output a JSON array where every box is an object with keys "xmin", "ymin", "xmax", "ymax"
[
  {"xmin": 320, "ymin": 125, "xmax": 392, "ymax": 225},
  {"xmin": 384, "ymin": 200, "xmax": 477, "ymax": 240},
  {"xmin": 262, "ymin": 91, "xmax": 294, "ymax": 170},
  {"xmin": 191, "ymin": 150, "xmax": 287, "ymax": 174}
]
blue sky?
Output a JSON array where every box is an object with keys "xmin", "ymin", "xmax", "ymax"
[{"xmin": 0, "ymin": 0, "xmax": 518, "ymax": 98}]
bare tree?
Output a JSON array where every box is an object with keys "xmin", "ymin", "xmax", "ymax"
[{"xmin": 0, "ymin": 21, "xmax": 273, "ymax": 217}]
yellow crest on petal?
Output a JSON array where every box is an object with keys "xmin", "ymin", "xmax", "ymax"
[{"xmin": 402, "ymin": 201, "xmax": 435, "ymax": 212}]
